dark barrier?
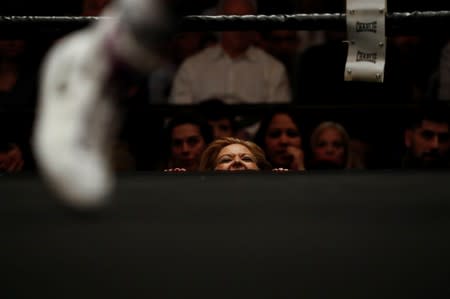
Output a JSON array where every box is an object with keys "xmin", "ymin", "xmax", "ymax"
[{"xmin": 2, "ymin": 171, "xmax": 450, "ymax": 298}]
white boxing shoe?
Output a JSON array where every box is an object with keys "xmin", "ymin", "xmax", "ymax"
[
  {"xmin": 33, "ymin": 0, "xmax": 174, "ymax": 209},
  {"xmin": 33, "ymin": 19, "xmax": 117, "ymax": 209}
]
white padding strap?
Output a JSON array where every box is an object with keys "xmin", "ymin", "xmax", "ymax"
[{"xmin": 344, "ymin": 0, "xmax": 386, "ymax": 83}]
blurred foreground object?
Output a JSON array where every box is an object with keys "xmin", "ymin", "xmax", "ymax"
[{"xmin": 32, "ymin": 0, "xmax": 182, "ymax": 209}]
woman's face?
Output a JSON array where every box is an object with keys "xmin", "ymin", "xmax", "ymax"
[
  {"xmin": 312, "ymin": 128, "xmax": 346, "ymax": 166},
  {"xmin": 170, "ymin": 124, "xmax": 206, "ymax": 170},
  {"xmin": 264, "ymin": 114, "xmax": 301, "ymax": 167},
  {"xmin": 214, "ymin": 144, "xmax": 259, "ymax": 171}
]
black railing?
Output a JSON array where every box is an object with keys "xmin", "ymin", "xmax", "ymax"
[{"xmin": 1, "ymin": 11, "xmax": 450, "ymax": 37}]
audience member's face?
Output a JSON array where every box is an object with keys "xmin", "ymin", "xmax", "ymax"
[
  {"xmin": 220, "ymin": 0, "xmax": 256, "ymax": 54},
  {"xmin": 171, "ymin": 124, "xmax": 206, "ymax": 170},
  {"xmin": 208, "ymin": 118, "xmax": 233, "ymax": 139},
  {"xmin": 312, "ymin": 128, "xmax": 346, "ymax": 167},
  {"xmin": 405, "ymin": 120, "xmax": 450, "ymax": 167},
  {"xmin": 264, "ymin": 113, "xmax": 301, "ymax": 167},
  {"xmin": 215, "ymin": 144, "xmax": 259, "ymax": 171}
]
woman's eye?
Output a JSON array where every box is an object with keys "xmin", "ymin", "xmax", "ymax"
[
  {"xmin": 187, "ymin": 137, "xmax": 200, "ymax": 146},
  {"xmin": 268, "ymin": 130, "xmax": 281, "ymax": 138},
  {"xmin": 286, "ymin": 129, "xmax": 299, "ymax": 137},
  {"xmin": 242, "ymin": 156, "xmax": 253, "ymax": 162},
  {"xmin": 219, "ymin": 158, "xmax": 232, "ymax": 164}
]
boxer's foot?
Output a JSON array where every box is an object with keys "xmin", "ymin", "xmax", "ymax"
[
  {"xmin": 33, "ymin": 0, "xmax": 182, "ymax": 208},
  {"xmin": 33, "ymin": 20, "xmax": 117, "ymax": 209}
]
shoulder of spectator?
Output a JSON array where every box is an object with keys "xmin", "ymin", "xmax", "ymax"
[
  {"xmin": 249, "ymin": 46, "xmax": 285, "ymax": 69},
  {"xmin": 179, "ymin": 45, "xmax": 221, "ymax": 67}
]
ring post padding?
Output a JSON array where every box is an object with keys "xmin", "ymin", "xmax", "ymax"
[{"xmin": 344, "ymin": 0, "xmax": 387, "ymax": 83}]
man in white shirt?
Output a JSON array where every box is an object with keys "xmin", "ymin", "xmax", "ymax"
[{"xmin": 169, "ymin": 0, "xmax": 292, "ymax": 105}]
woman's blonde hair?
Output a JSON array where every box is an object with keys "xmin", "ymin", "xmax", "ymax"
[
  {"xmin": 310, "ymin": 121, "xmax": 352, "ymax": 168},
  {"xmin": 198, "ymin": 137, "xmax": 271, "ymax": 171}
]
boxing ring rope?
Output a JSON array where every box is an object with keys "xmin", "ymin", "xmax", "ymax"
[{"xmin": 1, "ymin": 11, "xmax": 450, "ymax": 36}]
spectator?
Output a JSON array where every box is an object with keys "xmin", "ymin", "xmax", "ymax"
[
  {"xmin": 308, "ymin": 121, "xmax": 352, "ymax": 169},
  {"xmin": 198, "ymin": 137, "xmax": 271, "ymax": 171},
  {"xmin": 198, "ymin": 98, "xmax": 236, "ymax": 139},
  {"xmin": 402, "ymin": 102, "xmax": 450, "ymax": 168},
  {"xmin": 163, "ymin": 113, "xmax": 213, "ymax": 171},
  {"xmin": 169, "ymin": 0, "xmax": 291, "ymax": 104},
  {"xmin": 254, "ymin": 110, "xmax": 305, "ymax": 170}
]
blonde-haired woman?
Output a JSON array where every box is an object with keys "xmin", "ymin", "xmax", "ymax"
[
  {"xmin": 199, "ymin": 137, "xmax": 272, "ymax": 171},
  {"xmin": 309, "ymin": 121, "xmax": 354, "ymax": 169}
]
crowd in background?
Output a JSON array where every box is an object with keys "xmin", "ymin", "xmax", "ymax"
[{"xmin": 2, "ymin": 0, "xmax": 450, "ymax": 173}]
